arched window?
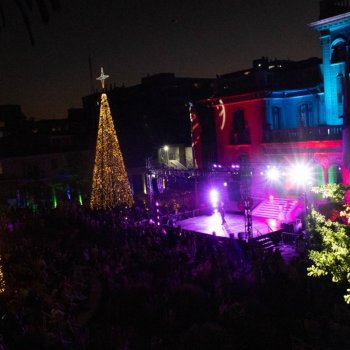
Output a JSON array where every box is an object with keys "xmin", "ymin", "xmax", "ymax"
[
  {"xmin": 313, "ymin": 165, "xmax": 325, "ymax": 186},
  {"xmin": 272, "ymin": 106, "xmax": 281, "ymax": 129},
  {"xmin": 298, "ymin": 102, "xmax": 312, "ymax": 127},
  {"xmin": 328, "ymin": 165, "xmax": 343, "ymax": 184},
  {"xmin": 331, "ymin": 40, "xmax": 346, "ymax": 64}
]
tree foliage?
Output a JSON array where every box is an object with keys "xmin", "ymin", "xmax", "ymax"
[
  {"xmin": 0, "ymin": 0, "xmax": 61, "ymax": 45},
  {"xmin": 308, "ymin": 183, "xmax": 350, "ymax": 303}
]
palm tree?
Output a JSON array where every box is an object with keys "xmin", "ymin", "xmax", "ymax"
[{"xmin": 0, "ymin": 0, "xmax": 61, "ymax": 45}]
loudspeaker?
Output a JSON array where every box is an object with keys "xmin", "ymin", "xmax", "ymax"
[{"xmin": 238, "ymin": 232, "xmax": 247, "ymax": 240}]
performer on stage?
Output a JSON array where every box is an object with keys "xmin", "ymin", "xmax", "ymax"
[{"xmin": 219, "ymin": 201, "xmax": 226, "ymax": 225}]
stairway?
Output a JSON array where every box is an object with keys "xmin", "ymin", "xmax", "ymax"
[
  {"xmin": 168, "ymin": 159, "xmax": 187, "ymax": 170},
  {"xmin": 252, "ymin": 197, "xmax": 298, "ymax": 220},
  {"xmin": 251, "ymin": 229, "xmax": 302, "ymax": 262},
  {"xmin": 254, "ymin": 234, "xmax": 276, "ymax": 251}
]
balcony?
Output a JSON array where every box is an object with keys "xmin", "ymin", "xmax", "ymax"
[{"xmin": 263, "ymin": 125, "xmax": 342, "ymax": 143}]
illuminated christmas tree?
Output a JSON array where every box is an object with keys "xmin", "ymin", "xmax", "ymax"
[{"xmin": 90, "ymin": 68, "xmax": 134, "ymax": 210}]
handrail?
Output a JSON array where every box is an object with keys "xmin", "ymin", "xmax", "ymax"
[
  {"xmin": 255, "ymin": 228, "xmax": 263, "ymax": 236},
  {"xmin": 263, "ymin": 125, "xmax": 342, "ymax": 143},
  {"xmin": 281, "ymin": 232, "xmax": 300, "ymax": 245}
]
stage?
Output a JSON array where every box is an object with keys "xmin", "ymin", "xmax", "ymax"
[{"xmin": 176, "ymin": 211, "xmax": 282, "ymax": 238}]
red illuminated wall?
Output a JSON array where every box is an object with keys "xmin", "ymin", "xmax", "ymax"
[
  {"xmin": 207, "ymin": 94, "xmax": 346, "ymax": 185},
  {"xmin": 210, "ymin": 94, "xmax": 266, "ymax": 164}
]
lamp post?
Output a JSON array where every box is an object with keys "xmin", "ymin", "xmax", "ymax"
[
  {"xmin": 163, "ymin": 145, "xmax": 169, "ymax": 166},
  {"xmin": 303, "ymin": 177, "xmax": 314, "ymax": 232}
]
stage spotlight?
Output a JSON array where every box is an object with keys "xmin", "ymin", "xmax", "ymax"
[
  {"xmin": 266, "ymin": 167, "xmax": 280, "ymax": 181},
  {"xmin": 289, "ymin": 162, "xmax": 313, "ymax": 186},
  {"xmin": 209, "ymin": 189, "xmax": 219, "ymax": 208},
  {"xmin": 269, "ymin": 194, "xmax": 274, "ymax": 200}
]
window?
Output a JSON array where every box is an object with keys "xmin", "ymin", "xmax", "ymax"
[
  {"xmin": 229, "ymin": 109, "xmax": 250, "ymax": 144},
  {"xmin": 298, "ymin": 103, "xmax": 312, "ymax": 127},
  {"xmin": 272, "ymin": 106, "xmax": 281, "ymax": 129},
  {"xmin": 331, "ymin": 42, "xmax": 346, "ymax": 64},
  {"xmin": 328, "ymin": 165, "xmax": 343, "ymax": 184}
]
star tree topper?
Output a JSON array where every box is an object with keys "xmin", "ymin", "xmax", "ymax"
[{"xmin": 96, "ymin": 67, "xmax": 109, "ymax": 89}]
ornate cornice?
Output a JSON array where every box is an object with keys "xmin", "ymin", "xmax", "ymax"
[{"xmin": 310, "ymin": 11, "xmax": 350, "ymax": 31}]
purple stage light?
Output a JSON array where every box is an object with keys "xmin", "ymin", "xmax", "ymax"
[
  {"xmin": 266, "ymin": 167, "xmax": 280, "ymax": 181},
  {"xmin": 289, "ymin": 162, "xmax": 312, "ymax": 186},
  {"xmin": 209, "ymin": 189, "xmax": 219, "ymax": 208}
]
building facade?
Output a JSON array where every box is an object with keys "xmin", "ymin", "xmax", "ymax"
[
  {"xmin": 0, "ymin": 106, "xmax": 94, "ymax": 209},
  {"xmin": 194, "ymin": 1, "xmax": 350, "ymax": 200}
]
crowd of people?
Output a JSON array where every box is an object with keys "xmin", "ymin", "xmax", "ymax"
[{"xmin": 0, "ymin": 201, "xmax": 349, "ymax": 349}]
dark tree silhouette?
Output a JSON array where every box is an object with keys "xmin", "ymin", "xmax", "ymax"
[{"xmin": 0, "ymin": 0, "xmax": 61, "ymax": 45}]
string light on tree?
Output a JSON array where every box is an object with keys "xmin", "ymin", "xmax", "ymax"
[{"xmin": 90, "ymin": 67, "xmax": 134, "ymax": 210}]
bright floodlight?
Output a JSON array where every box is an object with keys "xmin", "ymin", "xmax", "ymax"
[
  {"xmin": 209, "ymin": 189, "xmax": 219, "ymax": 208},
  {"xmin": 266, "ymin": 167, "xmax": 280, "ymax": 181},
  {"xmin": 289, "ymin": 162, "xmax": 312, "ymax": 186},
  {"xmin": 163, "ymin": 145, "xmax": 169, "ymax": 151}
]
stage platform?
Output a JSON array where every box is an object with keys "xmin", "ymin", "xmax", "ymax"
[{"xmin": 176, "ymin": 211, "xmax": 283, "ymax": 238}]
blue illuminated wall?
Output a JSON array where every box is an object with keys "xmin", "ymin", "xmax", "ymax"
[
  {"xmin": 311, "ymin": 14, "xmax": 350, "ymax": 125},
  {"xmin": 320, "ymin": 34, "xmax": 345, "ymax": 125},
  {"xmin": 264, "ymin": 91, "xmax": 325, "ymax": 129}
]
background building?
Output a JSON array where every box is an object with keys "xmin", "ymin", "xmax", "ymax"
[
  {"xmin": 82, "ymin": 73, "xmax": 214, "ymax": 168},
  {"xmin": 3, "ymin": 1, "xmax": 350, "ymax": 213}
]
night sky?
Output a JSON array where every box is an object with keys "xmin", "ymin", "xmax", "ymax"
[{"xmin": 0, "ymin": 0, "xmax": 321, "ymax": 120}]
